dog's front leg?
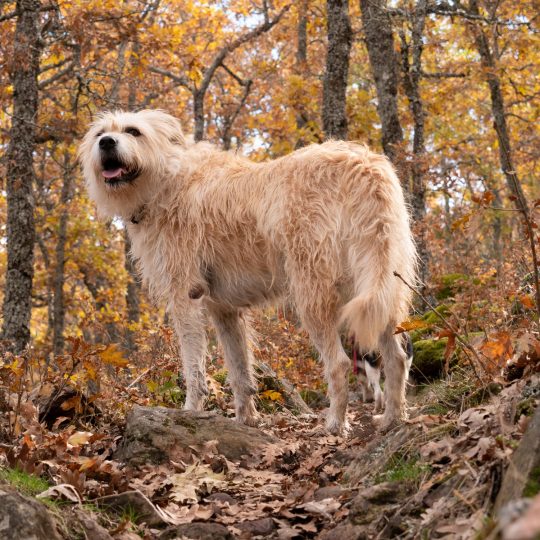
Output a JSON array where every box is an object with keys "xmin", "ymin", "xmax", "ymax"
[
  {"xmin": 170, "ymin": 304, "xmax": 208, "ymax": 411},
  {"xmin": 209, "ymin": 306, "xmax": 259, "ymax": 427}
]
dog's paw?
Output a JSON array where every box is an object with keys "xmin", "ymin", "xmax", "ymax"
[
  {"xmin": 237, "ymin": 413, "xmax": 261, "ymax": 428},
  {"xmin": 372, "ymin": 413, "xmax": 405, "ymax": 433},
  {"xmin": 325, "ymin": 416, "xmax": 350, "ymax": 437}
]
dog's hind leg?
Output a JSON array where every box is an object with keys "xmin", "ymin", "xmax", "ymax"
[
  {"xmin": 171, "ymin": 306, "xmax": 209, "ymax": 411},
  {"xmin": 374, "ymin": 325, "xmax": 408, "ymax": 430},
  {"xmin": 365, "ymin": 362, "xmax": 384, "ymax": 413},
  {"xmin": 209, "ymin": 306, "xmax": 259, "ymax": 427},
  {"xmin": 299, "ymin": 310, "xmax": 350, "ymax": 435}
]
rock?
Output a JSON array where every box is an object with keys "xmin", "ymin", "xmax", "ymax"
[
  {"xmin": 354, "ymin": 483, "xmax": 403, "ymax": 505},
  {"xmin": 411, "ymin": 338, "xmax": 452, "ymax": 380},
  {"xmin": 319, "ymin": 521, "xmax": 368, "ymax": 540},
  {"xmin": 502, "ymin": 493, "xmax": 540, "ymax": 540},
  {"xmin": 236, "ymin": 517, "xmax": 275, "ymax": 536},
  {"xmin": 256, "ymin": 362, "xmax": 312, "ymax": 415},
  {"xmin": 434, "ymin": 273, "xmax": 468, "ymax": 301},
  {"xmin": 74, "ymin": 508, "xmax": 114, "ymax": 540},
  {"xmin": 159, "ymin": 522, "xmax": 233, "ymax": 540},
  {"xmin": 116, "ymin": 406, "xmax": 278, "ymax": 465},
  {"xmin": 496, "ymin": 404, "xmax": 540, "ymax": 511},
  {"xmin": 313, "ymin": 486, "xmax": 354, "ymax": 501},
  {"xmin": 206, "ymin": 492, "xmax": 238, "ymax": 505},
  {"xmin": 0, "ymin": 486, "xmax": 61, "ymax": 540},
  {"xmin": 95, "ymin": 490, "xmax": 166, "ymax": 527}
]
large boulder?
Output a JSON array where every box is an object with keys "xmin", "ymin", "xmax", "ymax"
[
  {"xmin": 0, "ymin": 486, "xmax": 61, "ymax": 540},
  {"xmin": 116, "ymin": 406, "xmax": 278, "ymax": 465}
]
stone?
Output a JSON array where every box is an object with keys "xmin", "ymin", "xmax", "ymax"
[
  {"xmin": 319, "ymin": 521, "xmax": 368, "ymax": 540},
  {"xmin": 115, "ymin": 406, "xmax": 278, "ymax": 465},
  {"xmin": 496, "ymin": 405, "xmax": 540, "ymax": 511},
  {"xmin": 74, "ymin": 508, "xmax": 114, "ymax": 540},
  {"xmin": 0, "ymin": 486, "xmax": 61, "ymax": 540},
  {"xmin": 206, "ymin": 492, "xmax": 238, "ymax": 505},
  {"xmin": 236, "ymin": 517, "xmax": 275, "ymax": 536},
  {"xmin": 95, "ymin": 490, "xmax": 167, "ymax": 527},
  {"xmin": 313, "ymin": 486, "xmax": 354, "ymax": 501},
  {"xmin": 159, "ymin": 522, "xmax": 234, "ymax": 540}
]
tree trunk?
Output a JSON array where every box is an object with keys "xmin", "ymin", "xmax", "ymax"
[
  {"xmin": 400, "ymin": 0, "xmax": 430, "ymax": 295},
  {"xmin": 52, "ymin": 154, "xmax": 73, "ymax": 355},
  {"xmin": 193, "ymin": 90, "xmax": 205, "ymax": 142},
  {"xmin": 295, "ymin": 0, "xmax": 309, "ymax": 148},
  {"xmin": 468, "ymin": 0, "xmax": 540, "ymax": 316},
  {"xmin": 124, "ymin": 230, "xmax": 141, "ymax": 351},
  {"xmin": 2, "ymin": 0, "xmax": 42, "ymax": 353},
  {"xmin": 322, "ymin": 0, "xmax": 352, "ymax": 140},
  {"xmin": 360, "ymin": 0, "xmax": 404, "ymax": 166}
]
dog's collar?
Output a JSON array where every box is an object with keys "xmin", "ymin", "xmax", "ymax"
[{"xmin": 130, "ymin": 205, "xmax": 147, "ymax": 225}]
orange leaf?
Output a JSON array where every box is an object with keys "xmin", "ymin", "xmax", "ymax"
[{"xmin": 98, "ymin": 345, "xmax": 129, "ymax": 368}]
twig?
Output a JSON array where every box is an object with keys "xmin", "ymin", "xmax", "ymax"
[
  {"xmin": 126, "ymin": 367, "xmax": 152, "ymax": 389},
  {"xmin": 393, "ymin": 271, "xmax": 486, "ymax": 383}
]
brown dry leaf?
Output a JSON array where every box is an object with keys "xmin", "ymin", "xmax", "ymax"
[
  {"xmin": 464, "ymin": 436, "xmax": 496, "ymax": 461},
  {"xmin": 407, "ymin": 414, "xmax": 445, "ymax": 427},
  {"xmin": 420, "ymin": 437, "xmax": 454, "ymax": 462},
  {"xmin": 37, "ymin": 483, "xmax": 82, "ymax": 503},
  {"xmin": 459, "ymin": 407, "xmax": 493, "ymax": 430},
  {"xmin": 76, "ymin": 456, "xmax": 100, "ymax": 472},
  {"xmin": 299, "ymin": 497, "xmax": 341, "ymax": 519},
  {"xmin": 67, "ymin": 431, "xmax": 94, "ymax": 447},
  {"xmin": 170, "ymin": 462, "xmax": 226, "ymax": 504}
]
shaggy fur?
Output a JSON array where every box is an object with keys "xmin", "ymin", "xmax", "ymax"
[{"xmin": 79, "ymin": 109, "xmax": 417, "ymax": 433}]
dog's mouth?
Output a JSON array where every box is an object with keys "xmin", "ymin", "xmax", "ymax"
[{"xmin": 101, "ymin": 157, "xmax": 140, "ymax": 185}]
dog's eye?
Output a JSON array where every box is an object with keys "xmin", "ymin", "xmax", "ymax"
[
  {"xmin": 96, "ymin": 131, "xmax": 103, "ymax": 138},
  {"xmin": 125, "ymin": 127, "xmax": 142, "ymax": 137}
]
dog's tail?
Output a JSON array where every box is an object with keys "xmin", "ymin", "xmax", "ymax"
[{"xmin": 339, "ymin": 152, "xmax": 417, "ymax": 351}]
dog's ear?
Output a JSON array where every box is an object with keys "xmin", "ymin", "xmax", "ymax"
[{"xmin": 140, "ymin": 109, "xmax": 186, "ymax": 146}]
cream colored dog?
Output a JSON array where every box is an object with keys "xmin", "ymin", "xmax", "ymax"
[{"xmin": 79, "ymin": 109, "xmax": 416, "ymax": 434}]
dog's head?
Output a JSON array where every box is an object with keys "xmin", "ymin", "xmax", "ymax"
[{"xmin": 79, "ymin": 109, "xmax": 186, "ymax": 219}]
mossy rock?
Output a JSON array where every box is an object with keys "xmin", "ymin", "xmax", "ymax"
[
  {"xmin": 409, "ymin": 304, "xmax": 452, "ymax": 342},
  {"xmin": 411, "ymin": 338, "xmax": 455, "ymax": 381},
  {"xmin": 434, "ymin": 273, "xmax": 468, "ymax": 301}
]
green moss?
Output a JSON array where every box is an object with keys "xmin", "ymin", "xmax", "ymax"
[
  {"xmin": 515, "ymin": 398, "xmax": 536, "ymax": 421},
  {"xmin": 375, "ymin": 454, "xmax": 430, "ymax": 486},
  {"xmin": 523, "ymin": 466, "xmax": 540, "ymax": 497},
  {"xmin": 409, "ymin": 304, "xmax": 451, "ymax": 342},
  {"xmin": 412, "ymin": 338, "xmax": 454, "ymax": 380},
  {"xmin": 434, "ymin": 273, "xmax": 469, "ymax": 301},
  {"xmin": 213, "ymin": 369, "xmax": 228, "ymax": 386},
  {"xmin": 0, "ymin": 468, "xmax": 50, "ymax": 496}
]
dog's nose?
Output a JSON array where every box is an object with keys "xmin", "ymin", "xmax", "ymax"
[{"xmin": 99, "ymin": 136, "xmax": 117, "ymax": 150}]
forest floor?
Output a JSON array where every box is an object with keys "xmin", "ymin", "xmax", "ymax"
[{"xmin": 0, "ymin": 311, "xmax": 539, "ymax": 539}]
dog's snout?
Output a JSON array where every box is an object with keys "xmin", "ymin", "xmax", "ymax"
[{"xmin": 99, "ymin": 136, "xmax": 117, "ymax": 150}]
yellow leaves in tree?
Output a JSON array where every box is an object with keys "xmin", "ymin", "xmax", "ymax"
[{"xmin": 98, "ymin": 344, "xmax": 129, "ymax": 368}]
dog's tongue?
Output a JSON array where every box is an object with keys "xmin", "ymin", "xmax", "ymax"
[{"xmin": 102, "ymin": 168, "xmax": 124, "ymax": 179}]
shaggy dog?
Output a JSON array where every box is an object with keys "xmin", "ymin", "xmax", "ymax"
[{"xmin": 79, "ymin": 109, "xmax": 417, "ymax": 434}]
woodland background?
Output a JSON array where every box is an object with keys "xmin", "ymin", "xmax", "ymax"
[
  {"xmin": 0, "ymin": 0, "xmax": 538, "ymax": 357},
  {"xmin": 0, "ymin": 1, "xmax": 539, "ymax": 538}
]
